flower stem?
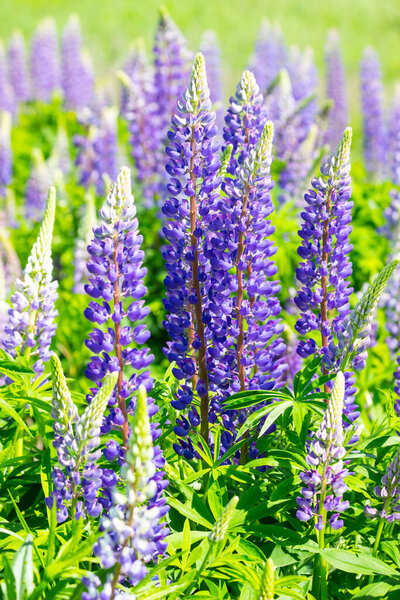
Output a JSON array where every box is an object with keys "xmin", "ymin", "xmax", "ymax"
[{"xmin": 368, "ymin": 517, "xmax": 385, "ymax": 585}]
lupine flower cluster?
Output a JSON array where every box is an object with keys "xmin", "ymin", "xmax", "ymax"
[
  {"xmin": 365, "ymin": 449, "xmax": 400, "ymax": 522},
  {"xmin": 30, "ymin": 17, "xmax": 61, "ymax": 102},
  {"xmin": 61, "ymin": 15, "xmax": 95, "ymax": 112},
  {"xmin": 84, "ymin": 167, "xmax": 167, "ymax": 522},
  {"xmin": 199, "ymin": 30, "xmax": 223, "ymax": 129},
  {"xmin": 46, "ymin": 354, "xmax": 118, "ymax": 523},
  {"xmin": 83, "ymin": 386, "xmax": 169, "ymax": 599},
  {"xmin": 4, "ymin": 188, "xmax": 58, "ymax": 375},
  {"xmin": 7, "ymin": 30, "xmax": 31, "ymax": 103},
  {"xmin": 324, "ymin": 29, "xmax": 348, "ymax": 150},
  {"xmin": 0, "ymin": 42, "xmax": 16, "ymax": 116},
  {"xmin": 296, "ymin": 371, "xmax": 350, "ymax": 530},
  {"xmin": 0, "ymin": 111, "xmax": 12, "ymax": 199},
  {"xmin": 248, "ymin": 20, "xmax": 286, "ymax": 93}
]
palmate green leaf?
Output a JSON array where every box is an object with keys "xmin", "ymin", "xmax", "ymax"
[
  {"xmin": 167, "ymin": 497, "xmax": 214, "ymax": 529},
  {"xmin": 351, "ymin": 582, "xmax": 393, "ymax": 598},
  {"xmin": 258, "ymin": 400, "xmax": 294, "ymax": 437},
  {"xmin": 293, "ymin": 355, "xmax": 321, "ymax": 397},
  {"xmin": 222, "ymin": 389, "xmax": 293, "ymax": 410},
  {"xmin": 235, "ymin": 399, "xmax": 293, "ymax": 439},
  {"xmin": 0, "ymin": 359, "xmax": 35, "ymax": 382},
  {"xmin": 11, "ymin": 534, "xmax": 34, "ymax": 600},
  {"xmin": 318, "ymin": 548, "xmax": 399, "ymax": 576},
  {"xmin": 0, "ymin": 398, "xmax": 33, "ymax": 436}
]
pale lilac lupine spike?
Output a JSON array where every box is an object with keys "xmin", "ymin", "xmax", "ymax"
[
  {"xmin": 248, "ymin": 19, "xmax": 287, "ymax": 93},
  {"xmin": 61, "ymin": 15, "xmax": 94, "ymax": 111},
  {"xmin": 73, "ymin": 190, "xmax": 96, "ymax": 294},
  {"xmin": 30, "ymin": 17, "xmax": 61, "ymax": 102},
  {"xmin": 0, "ymin": 42, "xmax": 16, "ymax": 116},
  {"xmin": 365, "ymin": 449, "xmax": 400, "ymax": 522},
  {"xmin": 0, "ymin": 111, "xmax": 12, "ymax": 199},
  {"xmin": 7, "ymin": 30, "xmax": 31, "ymax": 102},
  {"xmin": 199, "ymin": 30, "xmax": 224, "ymax": 129},
  {"xmin": 25, "ymin": 148, "xmax": 53, "ymax": 223},
  {"xmin": 324, "ymin": 29, "xmax": 348, "ymax": 150}
]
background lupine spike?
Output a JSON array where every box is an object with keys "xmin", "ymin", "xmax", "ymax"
[
  {"xmin": 335, "ymin": 126, "xmax": 352, "ymax": 169},
  {"xmin": 50, "ymin": 353, "xmax": 79, "ymax": 433},
  {"xmin": 30, "ymin": 186, "xmax": 56, "ymax": 270},
  {"xmin": 210, "ymin": 496, "xmax": 239, "ymax": 542},
  {"xmin": 259, "ymin": 558, "xmax": 275, "ymax": 600},
  {"xmin": 0, "ymin": 111, "xmax": 12, "ymax": 200},
  {"xmin": 324, "ymin": 29, "xmax": 348, "ymax": 150},
  {"xmin": 7, "ymin": 29, "xmax": 31, "ymax": 103}
]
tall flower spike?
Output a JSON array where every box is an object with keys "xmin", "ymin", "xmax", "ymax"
[
  {"xmin": 248, "ymin": 19, "xmax": 287, "ymax": 93},
  {"xmin": 210, "ymin": 496, "xmax": 239, "ymax": 543},
  {"xmin": 360, "ymin": 47, "xmax": 385, "ymax": 178},
  {"xmin": 0, "ymin": 112, "xmax": 12, "ymax": 199},
  {"xmin": 4, "ymin": 188, "xmax": 58, "ymax": 375},
  {"xmin": 7, "ymin": 30, "xmax": 31, "ymax": 103},
  {"xmin": 162, "ymin": 53, "xmax": 221, "ymax": 456},
  {"xmin": 84, "ymin": 386, "xmax": 169, "ymax": 598},
  {"xmin": 30, "ymin": 17, "xmax": 61, "ymax": 102},
  {"xmin": 73, "ymin": 190, "xmax": 96, "ymax": 294},
  {"xmin": 199, "ymin": 30, "xmax": 224, "ymax": 130},
  {"xmin": 259, "ymin": 558, "xmax": 275, "ymax": 600},
  {"xmin": 46, "ymin": 353, "xmax": 118, "ymax": 523},
  {"xmin": 0, "ymin": 42, "xmax": 16, "ymax": 116},
  {"xmin": 61, "ymin": 15, "xmax": 94, "ymax": 111},
  {"xmin": 324, "ymin": 30, "xmax": 348, "ymax": 150},
  {"xmin": 25, "ymin": 148, "xmax": 53, "ymax": 223},
  {"xmin": 365, "ymin": 449, "xmax": 400, "ymax": 522},
  {"xmin": 296, "ymin": 371, "xmax": 350, "ymax": 531}
]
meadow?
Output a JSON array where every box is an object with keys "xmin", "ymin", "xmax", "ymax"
[{"xmin": 1, "ymin": 2, "xmax": 400, "ymax": 599}]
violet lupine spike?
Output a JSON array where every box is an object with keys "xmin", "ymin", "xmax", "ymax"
[
  {"xmin": 84, "ymin": 167, "xmax": 167, "ymax": 522},
  {"xmin": 83, "ymin": 386, "xmax": 169, "ymax": 599},
  {"xmin": 4, "ymin": 188, "xmax": 58, "ymax": 375},
  {"xmin": 162, "ymin": 53, "xmax": 221, "ymax": 456},
  {"xmin": 7, "ymin": 30, "xmax": 31, "ymax": 103},
  {"xmin": 25, "ymin": 148, "xmax": 53, "ymax": 223},
  {"xmin": 288, "ymin": 45, "xmax": 318, "ymax": 136},
  {"xmin": 61, "ymin": 15, "xmax": 94, "ymax": 111},
  {"xmin": 365, "ymin": 449, "xmax": 400, "ymax": 522},
  {"xmin": 324, "ymin": 30, "xmax": 348, "ymax": 150},
  {"xmin": 46, "ymin": 353, "xmax": 118, "ymax": 523},
  {"xmin": 296, "ymin": 371, "xmax": 350, "ymax": 531},
  {"xmin": 387, "ymin": 83, "xmax": 400, "ymax": 186},
  {"xmin": 360, "ymin": 47, "xmax": 386, "ymax": 178},
  {"xmin": 0, "ymin": 112, "xmax": 12, "ymax": 199},
  {"xmin": 30, "ymin": 17, "xmax": 61, "ymax": 102},
  {"xmin": 199, "ymin": 30, "xmax": 224, "ymax": 130},
  {"xmin": 248, "ymin": 20, "xmax": 287, "ymax": 94},
  {"xmin": 73, "ymin": 190, "xmax": 96, "ymax": 294},
  {"xmin": 0, "ymin": 42, "xmax": 16, "ymax": 116}
]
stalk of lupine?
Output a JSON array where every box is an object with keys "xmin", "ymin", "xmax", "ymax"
[
  {"xmin": 30, "ymin": 17, "xmax": 61, "ymax": 102},
  {"xmin": 387, "ymin": 83, "xmax": 400, "ymax": 186},
  {"xmin": 324, "ymin": 30, "xmax": 348, "ymax": 150},
  {"xmin": 259, "ymin": 558, "xmax": 275, "ymax": 600},
  {"xmin": 360, "ymin": 47, "xmax": 385, "ymax": 178},
  {"xmin": 7, "ymin": 30, "xmax": 31, "ymax": 103},
  {"xmin": 4, "ymin": 189, "xmax": 58, "ymax": 375},
  {"xmin": 365, "ymin": 449, "xmax": 400, "ymax": 522},
  {"xmin": 199, "ymin": 30, "xmax": 224, "ymax": 130},
  {"xmin": 61, "ymin": 15, "xmax": 94, "ymax": 111},
  {"xmin": 46, "ymin": 354, "xmax": 118, "ymax": 523},
  {"xmin": 248, "ymin": 19, "xmax": 287, "ymax": 93},
  {"xmin": 0, "ymin": 112, "xmax": 12, "ymax": 199},
  {"xmin": 288, "ymin": 46, "xmax": 318, "ymax": 134},
  {"xmin": 0, "ymin": 42, "xmax": 16, "ymax": 116},
  {"xmin": 83, "ymin": 386, "xmax": 169, "ymax": 599},
  {"xmin": 84, "ymin": 167, "xmax": 166, "ymax": 517},
  {"xmin": 73, "ymin": 190, "xmax": 96, "ymax": 294},
  {"xmin": 296, "ymin": 371, "xmax": 350, "ymax": 530},
  {"xmin": 162, "ymin": 53, "xmax": 221, "ymax": 453},
  {"xmin": 153, "ymin": 8, "xmax": 192, "ymax": 136},
  {"xmin": 25, "ymin": 148, "xmax": 53, "ymax": 223}
]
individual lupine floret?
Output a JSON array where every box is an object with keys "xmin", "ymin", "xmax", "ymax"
[
  {"xmin": 7, "ymin": 30, "xmax": 31, "ymax": 103},
  {"xmin": 162, "ymin": 53, "xmax": 221, "ymax": 454},
  {"xmin": 365, "ymin": 449, "xmax": 400, "ymax": 522},
  {"xmin": 324, "ymin": 30, "xmax": 348, "ymax": 150},
  {"xmin": 0, "ymin": 42, "xmax": 16, "ymax": 116},
  {"xmin": 46, "ymin": 353, "xmax": 118, "ymax": 523},
  {"xmin": 248, "ymin": 19, "xmax": 287, "ymax": 93},
  {"xmin": 84, "ymin": 167, "xmax": 167, "ymax": 519},
  {"xmin": 4, "ymin": 188, "xmax": 58, "ymax": 375},
  {"xmin": 73, "ymin": 190, "xmax": 96, "ymax": 294},
  {"xmin": 296, "ymin": 371, "xmax": 350, "ymax": 530},
  {"xmin": 360, "ymin": 47, "xmax": 385, "ymax": 178},
  {"xmin": 259, "ymin": 558, "xmax": 275, "ymax": 600},
  {"xmin": 199, "ymin": 30, "xmax": 224, "ymax": 129},
  {"xmin": 30, "ymin": 17, "xmax": 61, "ymax": 102},
  {"xmin": 61, "ymin": 15, "xmax": 94, "ymax": 111},
  {"xmin": 0, "ymin": 112, "xmax": 12, "ymax": 199},
  {"xmin": 25, "ymin": 148, "xmax": 53, "ymax": 223},
  {"xmin": 82, "ymin": 386, "xmax": 169, "ymax": 598}
]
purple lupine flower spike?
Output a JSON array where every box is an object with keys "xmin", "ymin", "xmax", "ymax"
[
  {"xmin": 360, "ymin": 47, "xmax": 385, "ymax": 178},
  {"xmin": 7, "ymin": 30, "xmax": 31, "ymax": 103},
  {"xmin": 162, "ymin": 53, "xmax": 221, "ymax": 455},
  {"xmin": 0, "ymin": 42, "xmax": 16, "ymax": 116},
  {"xmin": 0, "ymin": 112, "xmax": 12, "ymax": 199},
  {"xmin": 324, "ymin": 30, "xmax": 348, "ymax": 150},
  {"xmin": 199, "ymin": 30, "xmax": 224, "ymax": 130},
  {"xmin": 4, "ymin": 188, "xmax": 58, "ymax": 375},
  {"xmin": 248, "ymin": 20, "xmax": 287, "ymax": 93},
  {"xmin": 30, "ymin": 17, "xmax": 61, "ymax": 102},
  {"xmin": 83, "ymin": 386, "xmax": 169, "ymax": 599},
  {"xmin": 365, "ymin": 449, "xmax": 400, "ymax": 522},
  {"xmin": 387, "ymin": 84, "xmax": 400, "ymax": 186},
  {"xmin": 84, "ymin": 166, "xmax": 168, "ymax": 521},
  {"xmin": 297, "ymin": 371, "xmax": 350, "ymax": 530},
  {"xmin": 73, "ymin": 190, "xmax": 96, "ymax": 294},
  {"xmin": 25, "ymin": 148, "xmax": 53, "ymax": 223},
  {"xmin": 61, "ymin": 15, "xmax": 94, "ymax": 111}
]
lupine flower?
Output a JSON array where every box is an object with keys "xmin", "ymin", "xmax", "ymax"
[
  {"xmin": 30, "ymin": 17, "xmax": 61, "ymax": 102},
  {"xmin": 0, "ymin": 261, "xmax": 9, "ymax": 341},
  {"xmin": 324, "ymin": 30, "xmax": 348, "ymax": 150},
  {"xmin": 259, "ymin": 558, "xmax": 275, "ymax": 600},
  {"xmin": 296, "ymin": 371, "xmax": 350, "ymax": 530},
  {"xmin": 0, "ymin": 42, "xmax": 16, "ymax": 116},
  {"xmin": 365, "ymin": 449, "xmax": 400, "ymax": 522},
  {"xmin": 83, "ymin": 386, "xmax": 169, "ymax": 599},
  {"xmin": 0, "ymin": 112, "xmax": 12, "ymax": 199},
  {"xmin": 248, "ymin": 19, "xmax": 287, "ymax": 93},
  {"xmin": 199, "ymin": 30, "xmax": 224, "ymax": 129},
  {"xmin": 7, "ymin": 30, "xmax": 31, "ymax": 103},
  {"xmin": 387, "ymin": 83, "xmax": 400, "ymax": 186},
  {"xmin": 162, "ymin": 53, "xmax": 221, "ymax": 453},
  {"xmin": 84, "ymin": 166, "xmax": 167, "ymax": 520},
  {"xmin": 25, "ymin": 148, "xmax": 53, "ymax": 223},
  {"xmin": 210, "ymin": 496, "xmax": 239, "ymax": 542},
  {"xmin": 4, "ymin": 188, "xmax": 58, "ymax": 375},
  {"xmin": 46, "ymin": 354, "xmax": 118, "ymax": 523},
  {"xmin": 61, "ymin": 15, "xmax": 94, "ymax": 111},
  {"xmin": 360, "ymin": 47, "xmax": 385, "ymax": 178},
  {"xmin": 73, "ymin": 190, "xmax": 96, "ymax": 294}
]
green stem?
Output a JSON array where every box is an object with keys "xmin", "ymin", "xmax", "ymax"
[{"xmin": 368, "ymin": 517, "xmax": 385, "ymax": 585}]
